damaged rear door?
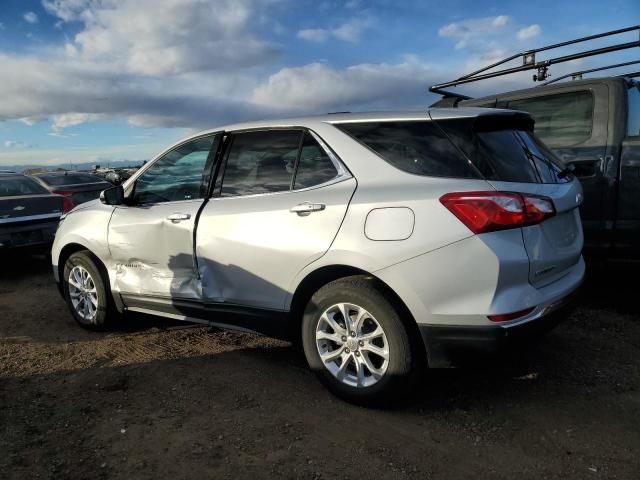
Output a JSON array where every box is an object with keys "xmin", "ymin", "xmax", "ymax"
[{"xmin": 108, "ymin": 134, "xmax": 219, "ymax": 300}]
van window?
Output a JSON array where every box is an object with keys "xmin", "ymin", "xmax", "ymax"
[
  {"xmin": 335, "ymin": 121, "xmax": 479, "ymax": 179},
  {"xmin": 627, "ymin": 85, "xmax": 640, "ymax": 137},
  {"xmin": 509, "ymin": 91, "xmax": 594, "ymax": 148}
]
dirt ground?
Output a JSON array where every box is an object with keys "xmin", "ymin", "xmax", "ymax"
[{"xmin": 1, "ymin": 254, "xmax": 639, "ymax": 480}]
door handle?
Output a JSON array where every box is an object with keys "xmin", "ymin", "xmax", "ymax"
[
  {"xmin": 166, "ymin": 213, "xmax": 191, "ymax": 222},
  {"xmin": 290, "ymin": 202, "xmax": 326, "ymax": 215}
]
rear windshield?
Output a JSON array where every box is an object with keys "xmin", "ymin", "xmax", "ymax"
[
  {"xmin": 36, "ymin": 173, "xmax": 107, "ymax": 186},
  {"xmin": 337, "ymin": 118, "xmax": 569, "ymax": 184},
  {"xmin": 0, "ymin": 176, "xmax": 49, "ymax": 197},
  {"xmin": 435, "ymin": 117, "xmax": 570, "ymax": 184},
  {"xmin": 335, "ymin": 121, "xmax": 479, "ymax": 179}
]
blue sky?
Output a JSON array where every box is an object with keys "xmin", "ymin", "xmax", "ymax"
[{"xmin": 0, "ymin": 0, "xmax": 638, "ymax": 168}]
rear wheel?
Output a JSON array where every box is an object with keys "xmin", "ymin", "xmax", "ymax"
[
  {"xmin": 302, "ymin": 276, "xmax": 420, "ymax": 406},
  {"xmin": 63, "ymin": 251, "xmax": 114, "ymax": 330}
]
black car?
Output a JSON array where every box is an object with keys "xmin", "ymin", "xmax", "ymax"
[
  {"xmin": 31, "ymin": 172, "xmax": 112, "ymax": 211},
  {"xmin": 0, "ymin": 174, "xmax": 64, "ymax": 250}
]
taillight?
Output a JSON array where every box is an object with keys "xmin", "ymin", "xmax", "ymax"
[
  {"xmin": 53, "ymin": 190, "xmax": 75, "ymax": 214},
  {"xmin": 439, "ymin": 191, "xmax": 555, "ymax": 234},
  {"xmin": 488, "ymin": 306, "xmax": 535, "ymax": 322}
]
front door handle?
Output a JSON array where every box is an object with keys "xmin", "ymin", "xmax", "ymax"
[
  {"xmin": 167, "ymin": 213, "xmax": 191, "ymax": 222},
  {"xmin": 290, "ymin": 202, "xmax": 326, "ymax": 215}
]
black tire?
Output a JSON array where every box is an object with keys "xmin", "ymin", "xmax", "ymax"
[
  {"xmin": 301, "ymin": 275, "xmax": 421, "ymax": 406},
  {"xmin": 62, "ymin": 250, "xmax": 115, "ymax": 330}
]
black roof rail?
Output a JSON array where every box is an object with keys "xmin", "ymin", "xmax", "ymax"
[
  {"xmin": 430, "ymin": 25, "xmax": 640, "ymax": 98},
  {"xmin": 542, "ymin": 60, "xmax": 640, "ymax": 85}
]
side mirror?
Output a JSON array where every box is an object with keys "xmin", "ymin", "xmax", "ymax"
[{"xmin": 100, "ymin": 185, "xmax": 125, "ymax": 205}]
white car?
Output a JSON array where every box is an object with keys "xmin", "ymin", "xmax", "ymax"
[{"xmin": 52, "ymin": 109, "xmax": 584, "ymax": 404}]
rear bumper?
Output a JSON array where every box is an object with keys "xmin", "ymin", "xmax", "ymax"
[
  {"xmin": 420, "ymin": 290, "xmax": 578, "ymax": 367},
  {"xmin": 0, "ymin": 220, "xmax": 59, "ymax": 249}
]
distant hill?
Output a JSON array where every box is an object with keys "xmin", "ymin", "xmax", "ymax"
[{"xmin": 1, "ymin": 159, "xmax": 146, "ymax": 174}]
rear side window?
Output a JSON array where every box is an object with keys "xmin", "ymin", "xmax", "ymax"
[
  {"xmin": 293, "ymin": 133, "xmax": 339, "ymax": 189},
  {"xmin": 0, "ymin": 176, "xmax": 49, "ymax": 197},
  {"xmin": 508, "ymin": 91, "xmax": 593, "ymax": 148},
  {"xmin": 221, "ymin": 130, "xmax": 300, "ymax": 197},
  {"xmin": 335, "ymin": 121, "xmax": 479, "ymax": 179}
]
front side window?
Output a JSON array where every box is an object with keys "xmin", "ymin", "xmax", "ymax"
[
  {"xmin": 627, "ymin": 84, "xmax": 640, "ymax": 137},
  {"xmin": 221, "ymin": 130, "xmax": 300, "ymax": 197},
  {"xmin": 133, "ymin": 135, "xmax": 216, "ymax": 204},
  {"xmin": 509, "ymin": 91, "xmax": 594, "ymax": 148}
]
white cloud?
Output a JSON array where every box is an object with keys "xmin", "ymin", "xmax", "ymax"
[
  {"xmin": 297, "ymin": 28, "xmax": 330, "ymax": 42},
  {"xmin": 439, "ymin": 15, "xmax": 510, "ymax": 49},
  {"xmin": 0, "ymin": 22, "xmax": 5, "ymax": 30},
  {"xmin": 51, "ymin": 113, "xmax": 101, "ymax": 132},
  {"xmin": 43, "ymin": 0, "xmax": 278, "ymax": 76},
  {"xmin": 24, "ymin": 12, "xmax": 39, "ymax": 24},
  {"xmin": 251, "ymin": 57, "xmax": 439, "ymax": 113},
  {"xmin": 4, "ymin": 140, "xmax": 31, "ymax": 149},
  {"xmin": 517, "ymin": 24, "xmax": 541, "ymax": 40},
  {"xmin": 297, "ymin": 18, "xmax": 371, "ymax": 43}
]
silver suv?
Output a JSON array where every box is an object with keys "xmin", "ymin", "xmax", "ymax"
[{"xmin": 52, "ymin": 109, "xmax": 584, "ymax": 404}]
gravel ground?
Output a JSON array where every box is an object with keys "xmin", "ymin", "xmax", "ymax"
[{"xmin": 1, "ymin": 254, "xmax": 639, "ymax": 479}]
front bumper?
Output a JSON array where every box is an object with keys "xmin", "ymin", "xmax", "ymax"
[{"xmin": 420, "ymin": 291, "xmax": 578, "ymax": 368}]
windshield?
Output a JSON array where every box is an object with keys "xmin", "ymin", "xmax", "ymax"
[{"xmin": 0, "ymin": 176, "xmax": 50, "ymax": 197}]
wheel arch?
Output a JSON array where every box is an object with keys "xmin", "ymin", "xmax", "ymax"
[
  {"xmin": 288, "ymin": 264, "xmax": 427, "ymax": 364},
  {"xmin": 57, "ymin": 243, "xmax": 122, "ymax": 312}
]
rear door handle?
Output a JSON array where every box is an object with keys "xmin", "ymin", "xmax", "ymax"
[
  {"xmin": 290, "ymin": 202, "xmax": 326, "ymax": 215},
  {"xmin": 166, "ymin": 213, "xmax": 191, "ymax": 222}
]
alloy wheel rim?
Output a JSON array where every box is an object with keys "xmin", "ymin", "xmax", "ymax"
[
  {"xmin": 315, "ymin": 302, "xmax": 389, "ymax": 388},
  {"xmin": 68, "ymin": 265, "xmax": 98, "ymax": 323}
]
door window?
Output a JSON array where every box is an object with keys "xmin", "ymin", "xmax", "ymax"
[
  {"xmin": 133, "ymin": 135, "xmax": 216, "ymax": 204},
  {"xmin": 221, "ymin": 130, "xmax": 301, "ymax": 197},
  {"xmin": 508, "ymin": 91, "xmax": 594, "ymax": 148},
  {"xmin": 293, "ymin": 133, "xmax": 339, "ymax": 189}
]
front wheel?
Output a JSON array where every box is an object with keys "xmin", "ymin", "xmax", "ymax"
[
  {"xmin": 302, "ymin": 276, "xmax": 420, "ymax": 406},
  {"xmin": 63, "ymin": 251, "xmax": 114, "ymax": 330}
]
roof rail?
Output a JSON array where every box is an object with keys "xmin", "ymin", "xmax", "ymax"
[{"xmin": 430, "ymin": 25, "xmax": 640, "ymax": 98}]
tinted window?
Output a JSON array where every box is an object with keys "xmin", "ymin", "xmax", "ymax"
[
  {"xmin": 37, "ymin": 173, "xmax": 107, "ymax": 186},
  {"xmin": 436, "ymin": 117, "xmax": 568, "ymax": 184},
  {"xmin": 509, "ymin": 91, "xmax": 593, "ymax": 147},
  {"xmin": 627, "ymin": 85, "xmax": 640, "ymax": 137},
  {"xmin": 0, "ymin": 176, "xmax": 49, "ymax": 197},
  {"xmin": 221, "ymin": 130, "xmax": 300, "ymax": 197},
  {"xmin": 134, "ymin": 135, "xmax": 215, "ymax": 204},
  {"xmin": 335, "ymin": 121, "xmax": 478, "ymax": 178},
  {"xmin": 294, "ymin": 133, "xmax": 338, "ymax": 189}
]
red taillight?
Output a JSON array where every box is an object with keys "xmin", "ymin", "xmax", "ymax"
[
  {"xmin": 488, "ymin": 306, "xmax": 535, "ymax": 322},
  {"xmin": 439, "ymin": 191, "xmax": 555, "ymax": 234},
  {"xmin": 53, "ymin": 190, "xmax": 75, "ymax": 214}
]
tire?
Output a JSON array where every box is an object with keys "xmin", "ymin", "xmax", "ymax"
[
  {"xmin": 301, "ymin": 275, "xmax": 420, "ymax": 406},
  {"xmin": 62, "ymin": 250, "xmax": 115, "ymax": 330}
]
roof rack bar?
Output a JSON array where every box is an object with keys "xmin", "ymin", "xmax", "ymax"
[
  {"xmin": 542, "ymin": 60, "xmax": 640, "ymax": 85},
  {"xmin": 430, "ymin": 25, "xmax": 640, "ymax": 96}
]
